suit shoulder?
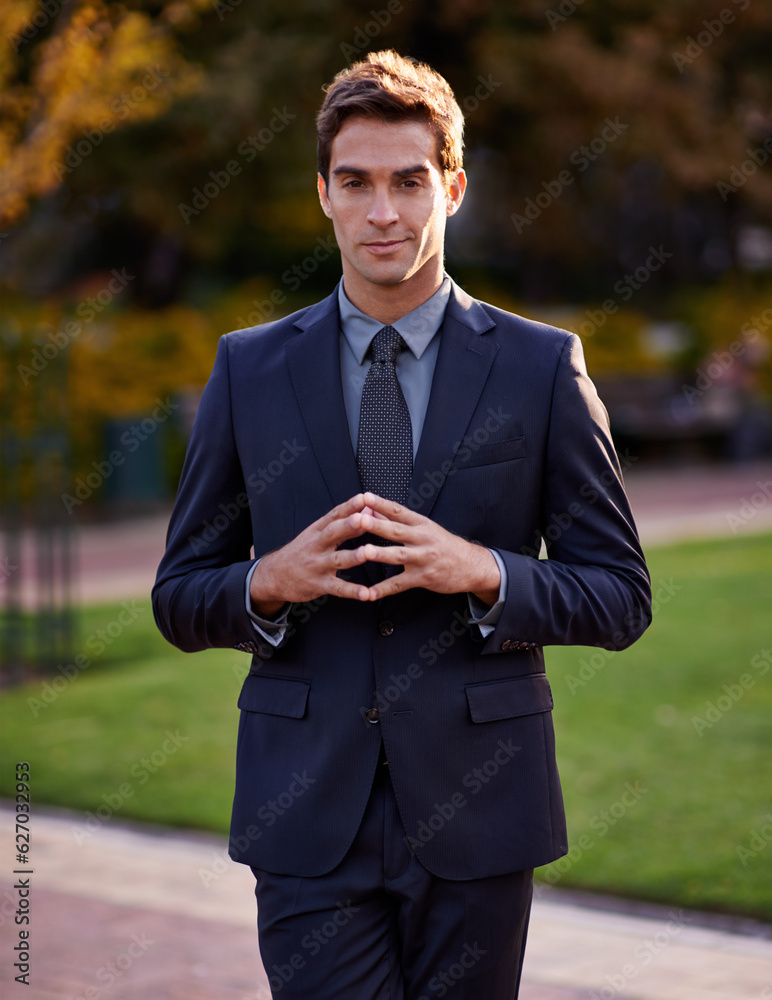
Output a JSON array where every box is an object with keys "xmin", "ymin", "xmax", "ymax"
[
  {"xmin": 479, "ymin": 299, "xmax": 574, "ymax": 348},
  {"xmin": 469, "ymin": 299, "xmax": 578, "ymax": 374},
  {"xmin": 222, "ymin": 302, "xmax": 315, "ymax": 352}
]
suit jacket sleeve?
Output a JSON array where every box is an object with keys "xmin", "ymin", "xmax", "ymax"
[
  {"xmin": 152, "ymin": 336, "xmax": 276, "ymax": 656},
  {"xmin": 483, "ymin": 333, "xmax": 651, "ymax": 653}
]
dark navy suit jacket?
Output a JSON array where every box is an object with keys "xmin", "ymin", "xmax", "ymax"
[{"xmin": 152, "ymin": 279, "xmax": 651, "ymax": 880}]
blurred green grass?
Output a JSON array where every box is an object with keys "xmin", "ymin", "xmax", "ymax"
[
  {"xmin": 541, "ymin": 532, "xmax": 772, "ymax": 918},
  {"xmin": 1, "ymin": 532, "xmax": 770, "ymax": 918}
]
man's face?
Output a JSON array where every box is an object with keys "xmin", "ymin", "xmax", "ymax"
[{"xmin": 317, "ymin": 116, "xmax": 465, "ymax": 299}]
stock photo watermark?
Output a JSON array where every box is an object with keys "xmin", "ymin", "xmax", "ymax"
[
  {"xmin": 537, "ymin": 781, "xmax": 649, "ymax": 891},
  {"xmin": 1, "ymin": 555, "xmax": 20, "ymax": 582},
  {"xmin": 725, "ymin": 479, "xmax": 772, "ymax": 533},
  {"xmin": 521, "ymin": 448, "xmax": 639, "ymax": 558},
  {"xmin": 201, "ymin": 771, "xmax": 316, "ymax": 885},
  {"xmin": 51, "ymin": 66, "xmax": 171, "ymax": 180},
  {"xmin": 261, "ymin": 899, "xmax": 361, "ymax": 993},
  {"xmin": 681, "ymin": 324, "xmax": 763, "ymax": 404},
  {"xmin": 9, "ymin": 0, "xmax": 71, "ymax": 52},
  {"xmin": 340, "ymin": 0, "xmax": 410, "ymax": 61},
  {"xmin": 672, "ymin": 0, "xmax": 751, "ymax": 72},
  {"xmin": 587, "ymin": 909, "xmax": 688, "ymax": 1000},
  {"xmin": 460, "ymin": 74, "xmax": 501, "ymax": 115},
  {"xmin": 17, "ymin": 269, "xmax": 135, "ymax": 384},
  {"xmin": 70, "ymin": 932, "xmax": 156, "ymax": 1000},
  {"xmin": 565, "ymin": 577, "xmax": 681, "ymax": 693},
  {"xmin": 187, "ymin": 439, "xmax": 307, "ymax": 555},
  {"xmin": 407, "ymin": 406, "xmax": 513, "ymax": 511},
  {"xmin": 61, "ymin": 398, "xmax": 179, "ymax": 513},
  {"xmin": 358, "ymin": 609, "xmax": 472, "ymax": 725},
  {"xmin": 545, "ymin": 0, "xmax": 586, "ymax": 31},
  {"xmin": 736, "ymin": 814, "xmax": 772, "ymax": 866},
  {"xmin": 26, "ymin": 602, "xmax": 145, "ymax": 717},
  {"xmin": 416, "ymin": 941, "xmax": 488, "ymax": 1000},
  {"xmin": 511, "ymin": 118, "xmax": 629, "ymax": 234},
  {"xmin": 572, "ymin": 247, "xmax": 673, "ymax": 340},
  {"xmin": 691, "ymin": 647, "xmax": 771, "ymax": 735},
  {"xmin": 70, "ymin": 731, "xmax": 189, "ymax": 845},
  {"xmin": 178, "ymin": 108, "xmax": 297, "ymax": 224},
  {"xmin": 717, "ymin": 137, "xmax": 772, "ymax": 201},
  {"xmin": 403, "ymin": 739, "xmax": 521, "ymax": 855},
  {"xmin": 234, "ymin": 235, "xmax": 338, "ymax": 327}
]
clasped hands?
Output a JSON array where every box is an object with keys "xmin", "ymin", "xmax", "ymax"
[{"xmin": 249, "ymin": 492, "xmax": 501, "ymax": 618}]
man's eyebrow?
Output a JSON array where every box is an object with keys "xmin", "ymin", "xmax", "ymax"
[
  {"xmin": 331, "ymin": 164, "xmax": 431, "ymax": 179},
  {"xmin": 331, "ymin": 165, "xmax": 369, "ymax": 178},
  {"xmin": 393, "ymin": 164, "xmax": 430, "ymax": 178}
]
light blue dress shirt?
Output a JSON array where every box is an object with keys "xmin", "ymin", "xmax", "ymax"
[{"xmin": 245, "ymin": 275, "xmax": 507, "ymax": 644}]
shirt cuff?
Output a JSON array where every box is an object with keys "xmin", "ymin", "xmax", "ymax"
[
  {"xmin": 467, "ymin": 549, "xmax": 508, "ymax": 639},
  {"xmin": 244, "ymin": 561, "xmax": 292, "ymax": 648}
]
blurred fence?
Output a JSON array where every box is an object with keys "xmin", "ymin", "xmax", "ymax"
[{"xmin": 1, "ymin": 319, "xmax": 75, "ymax": 680}]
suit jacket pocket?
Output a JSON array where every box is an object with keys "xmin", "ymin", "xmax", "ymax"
[
  {"xmin": 454, "ymin": 435, "xmax": 525, "ymax": 470},
  {"xmin": 465, "ymin": 673, "xmax": 552, "ymax": 723},
  {"xmin": 238, "ymin": 674, "xmax": 310, "ymax": 718}
]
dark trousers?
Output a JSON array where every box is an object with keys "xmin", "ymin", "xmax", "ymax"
[{"xmin": 251, "ymin": 759, "xmax": 533, "ymax": 999}]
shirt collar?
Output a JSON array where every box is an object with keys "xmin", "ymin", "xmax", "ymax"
[{"xmin": 338, "ymin": 274, "xmax": 452, "ymax": 365}]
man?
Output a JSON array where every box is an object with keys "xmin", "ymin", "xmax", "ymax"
[{"xmin": 153, "ymin": 50, "xmax": 651, "ymax": 1000}]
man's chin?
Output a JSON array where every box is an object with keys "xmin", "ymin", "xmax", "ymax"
[{"xmin": 354, "ymin": 258, "xmax": 419, "ymax": 288}]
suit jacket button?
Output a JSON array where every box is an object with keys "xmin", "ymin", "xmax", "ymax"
[
  {"xmin": 365, "ymin": 709, "xmax": 380, "ymax": 724},
  {"xmin": 378, "ymin": 620, "xmax": 394, "ymax": 636}
]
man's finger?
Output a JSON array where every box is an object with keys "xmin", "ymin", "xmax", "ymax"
[
  {"xmin": 318, "ymin": 510, "xmax": 373, "ymax": 548},
  {"xmin": 331, "ymin": 546, "xmax": 372, "ymax": 570},
  {"xmin": 327, "ymin": 575, "xmax": 372, "ymax": 602},
  {"xmin": 362, "ymin": 492, "xmax": 425, "ymax": 526},
  {"xmin": 364, "ymin": 569, "xmax": 417, "ymax": 601},
  {"xmin": 358, "ymin": 513, "xmax": 423, "ymax": 544},
  {"xmin": 358, "ymin": 542, "xmax": 412, "ymax": 565},
  {"xmin": 313, "ymin": 494, "xmax": 367, "ymax": 532}
]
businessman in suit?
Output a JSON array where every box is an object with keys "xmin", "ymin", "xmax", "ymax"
[{"xmin": 153, "ymin": 50, "xmax": 651, "ymax": 1000}]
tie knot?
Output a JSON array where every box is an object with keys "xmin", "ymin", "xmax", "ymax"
[{"xmin": 370, "ymin": 325, "xmax": 404, "ymax": 365}]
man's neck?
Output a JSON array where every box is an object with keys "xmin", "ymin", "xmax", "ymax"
[{"xmin": 341, "ymin": 263, "xmax": 444, "ymax": 325}]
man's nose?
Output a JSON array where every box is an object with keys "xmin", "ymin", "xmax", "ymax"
[{"xmin": 367, "ymin": 189, "xmax": 399, "ymax": 227}]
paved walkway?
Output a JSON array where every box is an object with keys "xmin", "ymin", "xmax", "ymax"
[{"xmin": 1, "ymin": 805, "xmax": 771, "ymax": 1000}]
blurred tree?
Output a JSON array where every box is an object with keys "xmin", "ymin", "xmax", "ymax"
[
  {"xmin": 463, "ymin": 0, "xmax": 772, "ymax": 296},
  {"xmin": 0, "ymin": 0, "xmax": 205, "ymax": 227},
  {"xmin": 0, "ymin": 0, "xmax": 770, "ymax": 303},
  {"xmin": 1, "ymin": 0, "xmax": 770, "ymax": 502}
]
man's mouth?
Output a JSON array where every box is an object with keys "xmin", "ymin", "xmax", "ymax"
[{"xmin": 363, "ymin": 239, "xmax": 407, "ymax": 254}]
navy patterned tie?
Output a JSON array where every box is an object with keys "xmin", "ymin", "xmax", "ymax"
[{"xmin": 356, "ymin": 325, "xmax": 413, "ymax": 505}]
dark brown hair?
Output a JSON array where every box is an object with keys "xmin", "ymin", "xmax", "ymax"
[{"xmin": 316, "ymin": 50, "xmax": 464, "ymax": 185}]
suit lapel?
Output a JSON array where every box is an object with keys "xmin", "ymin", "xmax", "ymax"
[
  {"xmin": 285, "ymin": 292, "xmax": 362, "ymax": 508},
  {"xmin": 409, "ymin": 285, "xmax": 498, "ymax": 521},
  {"xmin": 285, "ymin": 281, "xmax": 500, "ymax": 588},
  {"xmin": 285, "ymin": 290, "xmax": 382, "ymax": 585}
]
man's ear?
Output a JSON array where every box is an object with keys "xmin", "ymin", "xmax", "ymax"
[
  {"xmin": 317, "ymin": 173, "xmax": 332, "ymax": 218},
  {"xmin": 446, "ymin": 168, "xmax": 467, "ymax": 217}
]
